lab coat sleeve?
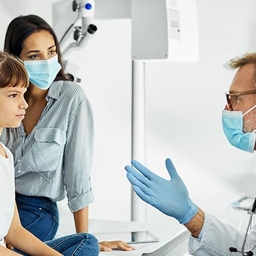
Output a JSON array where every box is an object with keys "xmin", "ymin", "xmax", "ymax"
[{"xmin": 188, "ymin": 212, "xmax": 256, "ymax": 255}]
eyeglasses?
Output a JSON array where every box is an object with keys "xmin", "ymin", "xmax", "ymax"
[{"xmin": 225, "ymin": 89, "xmax": 256, "ymax": 110}]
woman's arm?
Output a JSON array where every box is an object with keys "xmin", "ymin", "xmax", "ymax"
[
  {"xmin": 64, "ymin": 91, "xmax": 94, "ymax": 213},
  {"xmin": 73, "ymin": 206, "xmax": 89, "ymax": 233},
  {"xmin": 5, "ymin": 204, "xmax": 63, "ymax": 256},
  {"xmin": 65, "ymin": 86, "xmax": 134, "ymax": 252}
]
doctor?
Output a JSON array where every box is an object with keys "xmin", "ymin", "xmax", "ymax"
[{"xmin": 125, "ymin": 52, "xmax": 256, "ymax": 255}]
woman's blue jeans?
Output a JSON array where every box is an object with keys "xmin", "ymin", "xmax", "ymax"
[
  {"xmin": 16, "ymin": 193, "xmax": 59, "ymax": 241},
  {"xmin": 13, "ymin": 233, "xmax": 100, "ymax": 256}
]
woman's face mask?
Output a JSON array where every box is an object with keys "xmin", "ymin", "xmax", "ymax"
[
  {"xmin": 23, "ymin": 55, "xmax": 61, "ymax": 90},
  {"xmin": 222, "ymin": 105, "xmax": 256, "ymax": 153}
]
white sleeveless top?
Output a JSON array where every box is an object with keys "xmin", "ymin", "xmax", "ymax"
[{"xmin": 0, "ymin": 142, "xmax": 15, "ymax": 247}]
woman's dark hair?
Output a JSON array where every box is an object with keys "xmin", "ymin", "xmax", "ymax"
[{"xmin": 4, "ymin": 14, "xmax": 68, "ymax": 81}]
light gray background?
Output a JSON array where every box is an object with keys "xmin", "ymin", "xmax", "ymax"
[{"xmin": 1, "ymin": 0, "xmax": 256, "ymax": 240}]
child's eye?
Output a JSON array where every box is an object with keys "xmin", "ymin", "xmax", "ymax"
[{"xmin": 9, "ymin": 94, "xmax": 17, "ymax": 98}]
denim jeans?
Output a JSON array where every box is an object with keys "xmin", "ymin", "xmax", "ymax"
[
  {"xmin": 13, "ymin": 233, "xmax": 100, "ymax": 256},
  {"xmin": 15, "ymin": 193, "xmax": 99, "ymax": 255},
  {"xmin": 16, "ymin": 193, "xmax": 59, "ymax": 241}
]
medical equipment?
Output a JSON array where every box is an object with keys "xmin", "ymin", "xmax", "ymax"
[
  {"xmin": 229, "ymin": 197, "xmax": 256, "ymax": 255},
  {"xmin": 60, "ymin": 0, "xmax": 98, "ymax": 57},
  {"xmin": 53, "ymin": 0, "xmax": 97, "ymax": 82}
]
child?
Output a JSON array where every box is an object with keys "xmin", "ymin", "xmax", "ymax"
[{"xmin": 0, "ymin": 51, "xmax": 99, "ymax": 255}]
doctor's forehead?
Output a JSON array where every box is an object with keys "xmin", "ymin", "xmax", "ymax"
[{"xmin": 229, "ymin": 64, "xmax": 256, "ymax": 91}]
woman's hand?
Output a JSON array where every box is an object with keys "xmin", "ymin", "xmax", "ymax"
[{"xmin": 99, "ymin": 240, "xmax": 135, "ymax": 251}]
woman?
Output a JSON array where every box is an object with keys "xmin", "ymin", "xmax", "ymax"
[
  {"xmin": 0, "ymin": 50, "xmax": 99, "ymax": 256},
  {"xmin": 2, "ymin": 14, "xmax": 133, "ymax": 252}
]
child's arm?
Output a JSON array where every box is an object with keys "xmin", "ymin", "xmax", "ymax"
[
  {"xmin": 0, "ymin": 245, "xmax": 22, "ymax": 255},
  {"xmin": 5, "ymin": 203, "xmax": 63, "ymax": 256}
]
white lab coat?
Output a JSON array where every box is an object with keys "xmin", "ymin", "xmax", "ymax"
[{"xmin": 188, "ymin": 212, "xmax": 256, "ymax": 255}]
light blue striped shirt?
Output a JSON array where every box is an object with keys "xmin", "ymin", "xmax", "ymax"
[{"xmin": 1, "ymin": 80, "xmax": 94, "ymax": 213}]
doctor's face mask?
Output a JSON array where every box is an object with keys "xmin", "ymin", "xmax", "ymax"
[{"xmin": 222, "ymin": 105, "xmax": 256, "ymax": 153}]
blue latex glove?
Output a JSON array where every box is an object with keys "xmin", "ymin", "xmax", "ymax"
[{"xmin": 124, "ymin": 158, "xmax": 198, "ymax": 224}]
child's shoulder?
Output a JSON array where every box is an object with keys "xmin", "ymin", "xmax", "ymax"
[{"xmin": 0, "ymin": 142, "xmax": 13, "ymax": 161}]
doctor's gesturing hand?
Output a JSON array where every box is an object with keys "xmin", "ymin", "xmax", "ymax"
[{"xmin": 125, "ymin": 158, "xmax": 198, "ymax": 224}]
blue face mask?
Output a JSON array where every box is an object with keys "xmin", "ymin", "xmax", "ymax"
[
  {"xmin": 24, "ymin": 55, "xmax": 61, "ymax": 90},
  {"xmin": 222, "ymin": 106, "xmax": 256, "ymax": 153}
]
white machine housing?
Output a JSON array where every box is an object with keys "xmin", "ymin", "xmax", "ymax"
[{"xmin": 132, "ymin": 0, "xmax": 199, "ymax": 61}]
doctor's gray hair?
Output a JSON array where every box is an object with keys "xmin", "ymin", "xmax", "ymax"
[{"xmin": 224, "ymin": 52, "xmax": 256, "ymax": 85}]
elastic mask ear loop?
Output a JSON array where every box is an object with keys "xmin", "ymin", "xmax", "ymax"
[
  {"xmin": 243, "ymin": 105, "xmax": 256, "ymax": 134},
  {"xmin": 243, "ymin": 104, "xmax": 256, "ymax": 117}
]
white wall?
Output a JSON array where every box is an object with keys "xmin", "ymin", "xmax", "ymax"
[
  {"xmin": 0, "ymin": 0, "xmax": 53, "ymax": 43},
  {"xmin": 1, "ymin": 0, "xmax": 256, "ymax": 234}
]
